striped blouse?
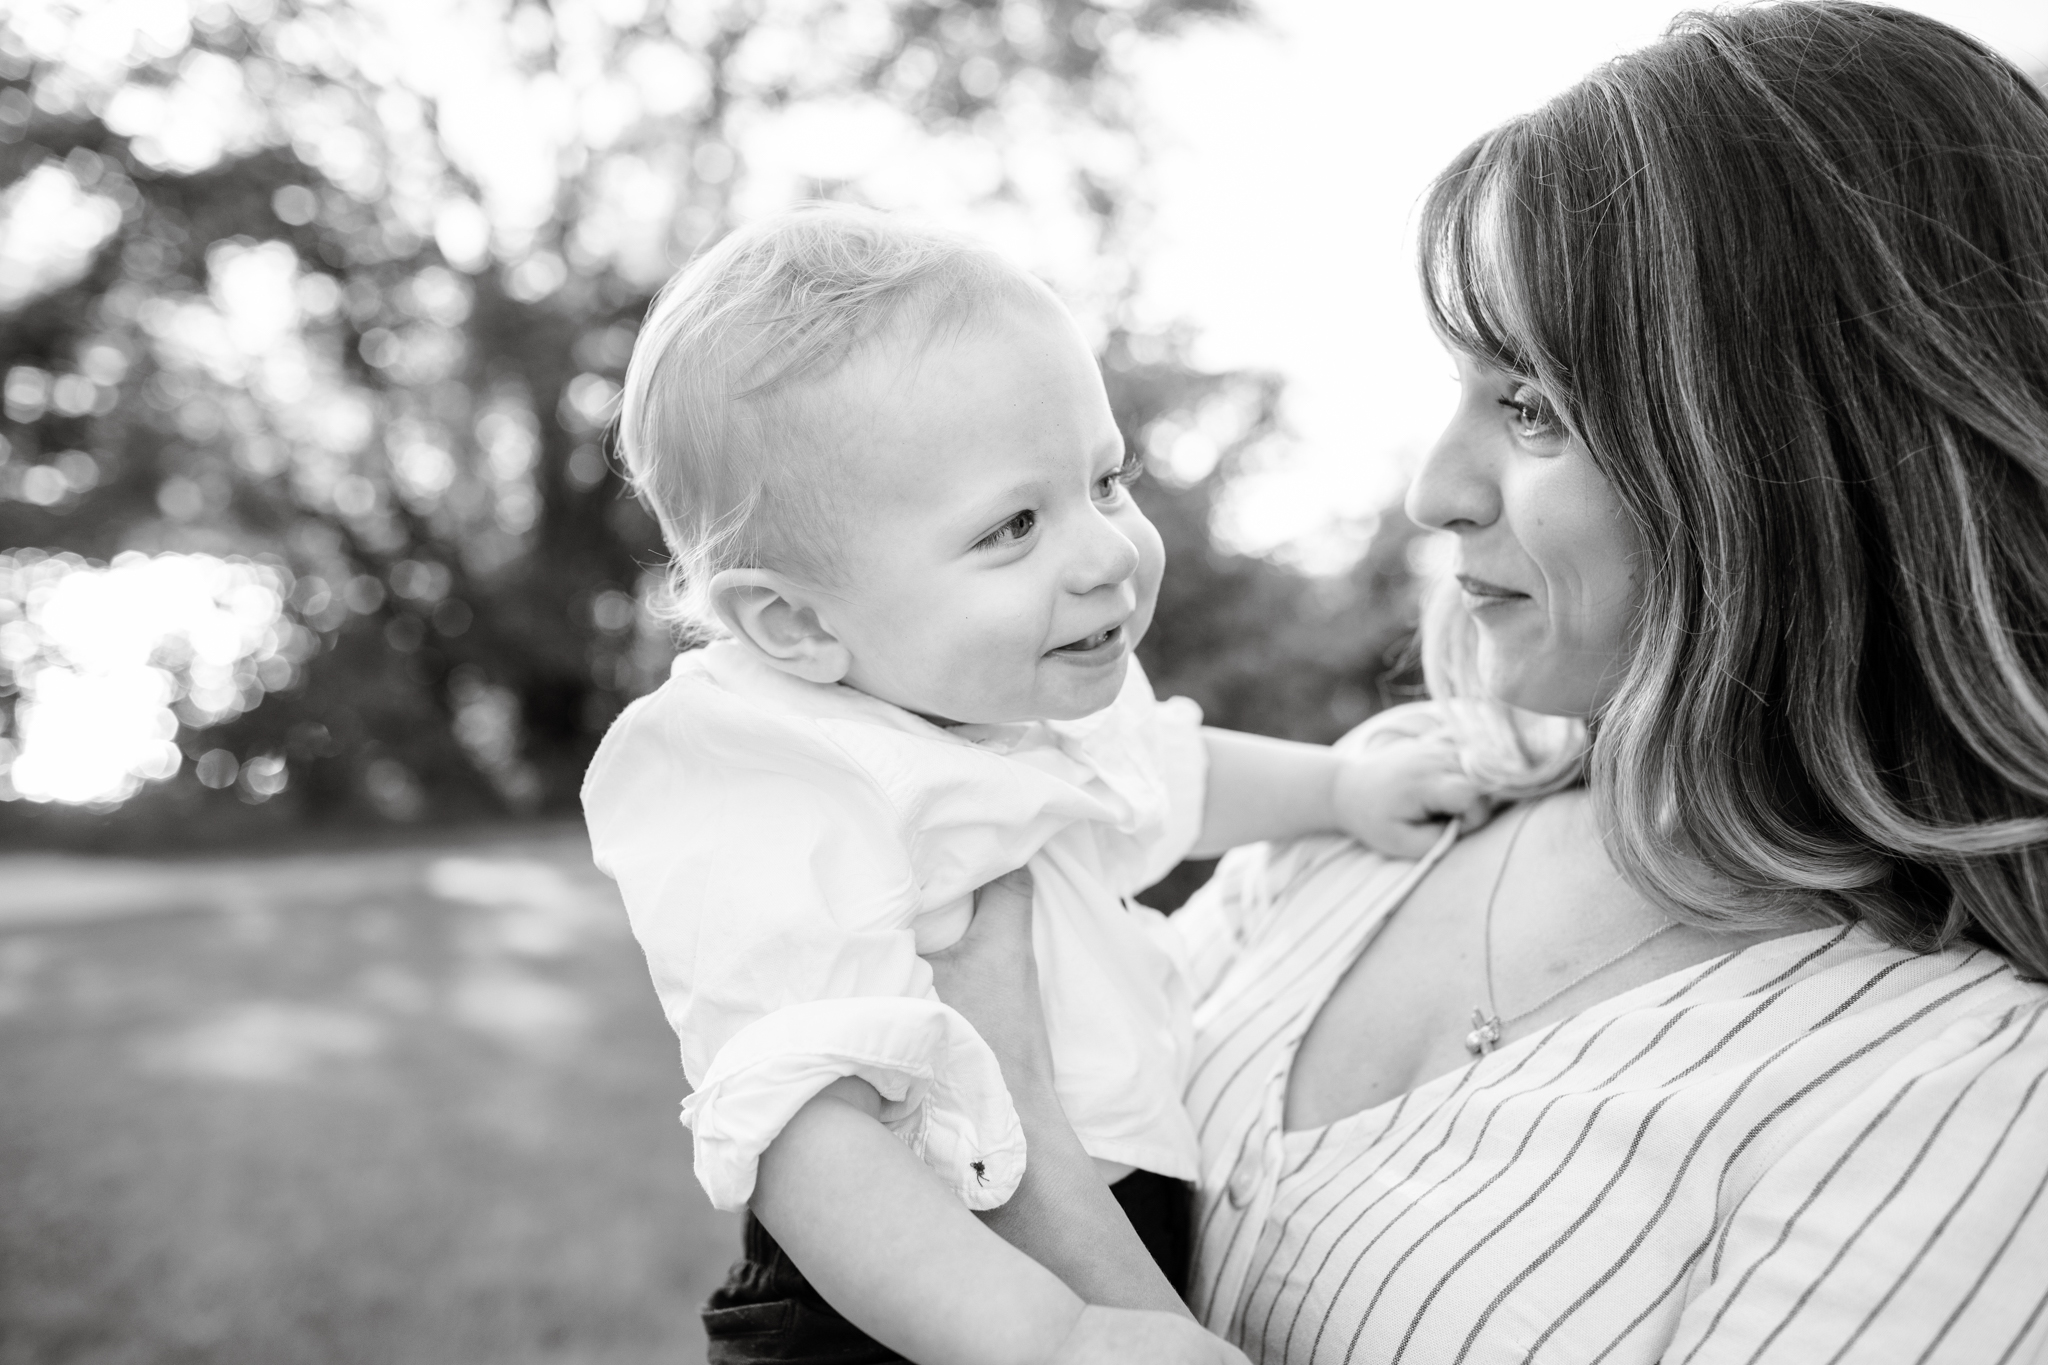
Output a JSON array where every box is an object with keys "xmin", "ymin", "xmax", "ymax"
[{"xmin": 1175, "ymin": 828, "xmax": 2048, "ymax": 1365}]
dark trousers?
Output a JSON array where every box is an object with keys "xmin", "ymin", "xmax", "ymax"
[{"xmin": 703, "ymin": 1169, "xmax": 1193, "ymax": 1364}]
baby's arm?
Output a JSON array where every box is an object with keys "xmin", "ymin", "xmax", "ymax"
[
  {"xmin": 753, "ymin": 1076, "xmax": 1081, "ymax": 1364},
  {"xmin": 754, "ymin": 1075, "xmax": 1236, "ymax": 1365},
  {"xmin": 1191, "ymin": 726, "xmax": 1488, "ymax": 860}
]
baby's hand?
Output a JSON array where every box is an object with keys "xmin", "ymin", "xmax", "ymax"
[{"xmin": 1332, "ymin": 733, "xmax": 1491, "ymax": 859}]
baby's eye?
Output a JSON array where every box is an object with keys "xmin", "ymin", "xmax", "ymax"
[
  {"xmin": 977, "ymin": 508, "xmax": 1036, "ymax": 550},
  {"xmin": 1498, "ymin": 383, "xmax": 1566, "ymax": 446},
  {"xmin": 1094, "ymin": 450, "xmax": 1141, "ymax": 501}
]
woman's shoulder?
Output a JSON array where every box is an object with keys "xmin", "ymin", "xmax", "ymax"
[
  {"xmin": 1612, "ymin": 924, "xmax": 2048, "ymax": 1158},
  {"xmin": 1615, "ymin": 921, "xmax": 2045, "ymax": 1065},
  {"xmin": 1721, "ymin": 921, "xmax": 2047, "ymax": 1023},
  {"xmin": 1822, "ymin": 927, "xmax": 2048, "ymax": 1067},
  {"xmin": 1678, "ymin": 932, "xmax": 2048, "ymax": 1350}
]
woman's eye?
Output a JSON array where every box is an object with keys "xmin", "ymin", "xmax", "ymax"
[
  {"xmin": 978, "ymin": 508, "xmax": 1036, "ymax": 550},
  {"xmin": 1498, "ymin": 384, "xmax": 1565, "ymax": 443}
]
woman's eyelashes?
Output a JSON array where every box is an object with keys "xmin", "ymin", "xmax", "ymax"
[
  {"xmin": 1498, "ymin": 383, "xmax": 1566, "ymax": 446},
  {"xmin": 977, "ymin": 508, "xmax": 1036, "ymax": 551}
]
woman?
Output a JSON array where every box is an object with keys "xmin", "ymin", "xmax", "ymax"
[{"xmin": 936, "ymin": 4, "xmax": 2048, "ymax": 1361}]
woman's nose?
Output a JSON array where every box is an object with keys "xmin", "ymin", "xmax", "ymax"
[{"xmin": 1407, "ymin": 410, "xmax": 1501, "ymax": 534}]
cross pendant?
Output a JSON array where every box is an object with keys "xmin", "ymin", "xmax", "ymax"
[{"xmin": 1465, "ymin": 1008, "xmax": 1503, "ymax": 1057}]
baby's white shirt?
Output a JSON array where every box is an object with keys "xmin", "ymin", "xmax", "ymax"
[{"xmin": 581, "ymin": 640, "xmax": 1208, "ymax": 1213}]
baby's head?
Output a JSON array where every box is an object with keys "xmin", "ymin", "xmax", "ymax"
[{"xmin": 618, "ymin": 206, "xmax": 1162, "ymax": 726}]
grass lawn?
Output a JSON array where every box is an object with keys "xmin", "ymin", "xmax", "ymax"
[{"xmin": 0, "ymin": 825, "xmax": 742, "ymax": 1365}]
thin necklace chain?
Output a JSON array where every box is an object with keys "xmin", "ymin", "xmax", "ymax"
[{"xmin": 1467, "ymin": 801, "xmax": 1679, "ymax": 1057}]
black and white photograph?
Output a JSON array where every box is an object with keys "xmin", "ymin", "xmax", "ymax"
[{"xmin": 2, "ymin": 0, "xmax": 2046, "ymax": 1360}]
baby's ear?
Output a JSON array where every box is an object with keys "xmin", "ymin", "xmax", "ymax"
[{"xmin": 707, "ymin": 569, "xmax": 851, "ymax": 685}]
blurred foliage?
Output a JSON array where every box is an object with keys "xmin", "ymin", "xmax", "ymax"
[{"xmin": 0, "ymin": 0, "xmax": 1421, "ymax": 848}]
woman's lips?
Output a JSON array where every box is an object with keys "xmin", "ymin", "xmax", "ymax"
[{"xmin": 1456, "ymin": 573, "xmax": 1530, "ymax": 606}]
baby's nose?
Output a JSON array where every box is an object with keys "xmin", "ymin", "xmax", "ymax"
[{"xmin": 1069, "ymin": 517, "xmax": 1141, "ymax": 592}]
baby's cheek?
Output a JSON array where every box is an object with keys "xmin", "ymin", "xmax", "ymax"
[{"xmin": 1127, "ymin": 514, "xmax": 1167, "ymax": 623}]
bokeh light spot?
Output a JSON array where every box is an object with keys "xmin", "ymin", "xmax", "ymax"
[{"xmin": 0, "ymin": 552, "xmax": 306, "ymax": 805}]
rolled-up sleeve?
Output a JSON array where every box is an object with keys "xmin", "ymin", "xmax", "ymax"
[
  {"xmin": 583, "ymin": 687, "xmax": 1025, "ymax": 1213},
  {"xmin": 685, "ymin": 996, "xmax": 1024, "ymax": 1211}
]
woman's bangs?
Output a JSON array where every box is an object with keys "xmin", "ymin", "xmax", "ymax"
[
  {"xmin": 1420, "ymin": 120, "xmax": 1594, "ymax": 390},
  {"xmin": 1419, "ymin": 129, "xmax": 1545, "ymax": 376}
]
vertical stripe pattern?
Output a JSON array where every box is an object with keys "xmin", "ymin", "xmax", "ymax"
[{"xmin": 1174, "ymin": 835, "xmax": 2048, "ymax": 1365}]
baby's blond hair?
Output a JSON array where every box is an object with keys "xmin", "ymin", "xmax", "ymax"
[{"xmin": 617, "ymin": 205, "xmax": 1048, "ymax": 631}]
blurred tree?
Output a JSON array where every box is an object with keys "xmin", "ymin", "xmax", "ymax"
[
  {"xmin": 0, "ymin": 0, "xmax": 1421, "ymax": 847},
  {"xmin": 1108, "ymin": 330, "xmax": 1424, "ymax": 746}
]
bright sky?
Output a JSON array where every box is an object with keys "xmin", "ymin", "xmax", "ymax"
[{"xmin": 1132, "ymin": 0, "xmax": 2048, "ymax": 568}]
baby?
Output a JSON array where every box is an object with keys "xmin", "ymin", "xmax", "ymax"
[{"xmin": 582, "ymin": 207, "xmax": 1484, "ymax": 1363}]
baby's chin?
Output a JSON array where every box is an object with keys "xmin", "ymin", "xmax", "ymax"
[
  {"xmin": 896, "ymin": 654, "xmax": 1131, "ymax": 728},
  {"xmin": 1026, "ymin": 651, "xmax": 1133, "ymax": 724}
]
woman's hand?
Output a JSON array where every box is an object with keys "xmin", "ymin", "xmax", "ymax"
[
  {"xmin": 1053, "ymin": 1306, "xmax": 1252, "ymax": 1365},
  {"xmin": 925, "ymin": 867, "xmax": 1056, "ymax": 1098},
  {"xmin": 931, "ymin": 869, "xmax": 1198, "ymax": 1315}
]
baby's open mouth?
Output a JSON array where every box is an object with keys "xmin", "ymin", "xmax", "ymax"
[{"xmin": 1050, "ymin": 624, "xmax": 1122, "ymax": 655}]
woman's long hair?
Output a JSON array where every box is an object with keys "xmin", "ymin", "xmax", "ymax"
[{"xmin": 1419, "ymin": 1, "xmax": 2048, "ymax": 978}]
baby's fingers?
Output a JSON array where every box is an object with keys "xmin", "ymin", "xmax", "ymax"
[
  {"xmin": 1371, "ymin": 815, "xmax": 1457, "ymax": 860},
  {"xmin": 1424, "ymin": 775, "xmax": 1496, "ymax": 834}
]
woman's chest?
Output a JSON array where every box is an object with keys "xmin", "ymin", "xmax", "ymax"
[
  {"xmin": 1218, "ymin": 1087, "xmax": 1733, "ymax": 1365},
  {"xmin": 1200, "ymin": 1004, "xmax": 1904, "ymax": 1365},
  {"xmin": 1281, "ymin": 864, "xmax": 1493, "ymax": 1127},
  {"xmin": 1190, "ymin": 926, "xmax": 2014, "ymax": 1365},
  {"xmin": 1280, "ymin": 810, "xmax": 1677, "ymax": 1131}
]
